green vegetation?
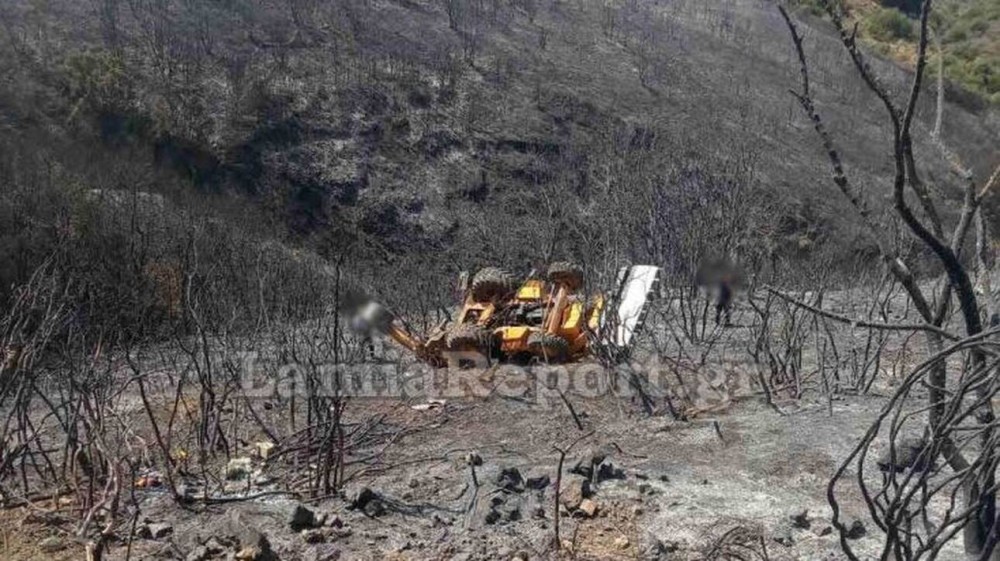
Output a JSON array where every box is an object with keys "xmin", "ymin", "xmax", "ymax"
[
  {"xmin": 935, "ymin": 0, "xmax": 1000, "ymax": 104},
  {"xmin": 791, "ymin": 0, "xmax": 1000, "ymax": 104},
  {"xmin": 865, "ymin": 7, "xmax": 915, "ymax": 41},
  {"xmin": 880, "ymin": 0, "xmax": 923, "ymax": 16}
]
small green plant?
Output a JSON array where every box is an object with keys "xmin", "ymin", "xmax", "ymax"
[{"xmin": 865, "ymin": 7, "xmax": 914, "ymax": 42}]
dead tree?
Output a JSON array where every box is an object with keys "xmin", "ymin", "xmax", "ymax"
[{"xmin": 778, "ymin": 1, "xmax": 1000, "ymax": 558}]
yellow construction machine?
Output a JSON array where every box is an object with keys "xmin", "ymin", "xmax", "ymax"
[{"xmin": 351, "ymin": 263, "xmax": 661, "ymax": 366}]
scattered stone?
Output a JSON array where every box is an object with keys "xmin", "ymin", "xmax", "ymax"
[
  {"xmin": 325, "ymin": 515, "xmax": 344, "ymax": 529},
  {"xmin": 658, "ymin": 475, "xmax": 670, "ymax": 483},
  {"xmin": 641, "ymin": 537, "xmax": 678, "ymax": 559},
  {"xmin": 577, "ymin": 498, "xmax": 599, "ymax": 518},
  {"xmin": 614, "ymin": 536, "xmax": 630, "ymax": 549},
  {"xmin": 511, "ymin": 550, "xmax": 530, "ymax": 561},
  {"xmin": 363, "ymin": 498, "xmax": 387, "ymax": 518},
  {"xmin": 301, "ymin": 529, "xmax": 326, "ymax": 544},
  {"xmin": 846, "ymin": 519, "xmax": 867, "ymax": 540},
  {"xmin": 235, "ymin": 546, "xmax": 261, "ymax": 560},
  {"xmin": 638, "ymin": 482, "xmax": 657, "ymax": 496},
  {"xmin": 596, "ymin": 461, "xmax": 625, "ymax": 482},
  {"xmin": 772, "ymin": 526, "xmax": 794, "ymax": 547},
  {"xmin": 226, "ymin": 457, "xmax": 252, "ymax": 480},
  {"xmin": 812, "ymin": 524, "xmax": 834, "ymax": 537},
  {"xmin": 38, "ymin": 536, "xmax": 64, "ymax": 553},
  {"xmin": 225, "ymin": 511, "xmax": 276, "ymax": 561},
  {"xmin": 532, "ymin": 506, "xmax": 546, "ymax": 519},
  {"xmin": 346, "ymin": 486, "xmax": 378, "ymax": 510},
  {"xmin": 525, "ymin": 472, "xmax": 550, "ymax": 490},
  {"xmin": 877, "ymin": 437, "xmax": 929, "ymax": 473},
  {"xmin": 559, "ymin": 475, "xmax": 591, "ymax": 510},
  {"xmin": 185, "ymin": 545, "xmax": 209, "ymax": 561},
  {"xmin": 305, "ymin": 545, "xmax": 342, "ymax": 561},
  {"xmin": 175, "ymin": 483, "xmax": 194, "ymax": 503},
  {"xmin": 289, "ymin": 504, "xmax": 318, "ymax": 531},
  {"xmin": 480, "ymin": 492, "xmax": 522, "ymax": 525},
  {"xmin": 254, "ymin": 475, "xmax": 276, "ymax": 487},
  {"xmin": 570, "ymin": 446, "xmax": 610, "ymax": 479},
  {"xmin": 497, "ymin": 467, "xmax": 525, "ymax": 492},
  {"xmin": 255, "ymin": 441, "xmax": 275, "ymax": 460},
  {"xmin": 204, "ymin": 537, "xmax": 226, "ymax": 555},
  {"xmin": 465, "ymin": 452, "xmax": 483, "ymax": 467},
  {"xmin": 789, "ymin": 509, "xmax": 810, "ymax": 530},
  {"xmin": 328, "ymin": 527, "xmax": 353, "ymax": 541},
  {"xmin": 139, "ymin": 522, "xmax": 174, "ymax": 540}
]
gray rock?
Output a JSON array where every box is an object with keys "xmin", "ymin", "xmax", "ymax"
[
  {"xmin": 496, "ymin": 467, "xmax": 524, "ymax": 492},
  {"xmin": 328, "ymin": 526, "xmax": 353, "ymax": 541},
  {"xmin": 789, "ymin": 509, "xmax": 810, "ymax": 530},
  {"xmin": 140, "ymin": 522, "xmax": 174, "ymax": 540},
  {"xmin": 346, "ymin": 486, "xmax": 378, "ymax": 510},
  {"xmin": 569, "ymin": 448, "xmax": 603, "ymax": 479},
  {"xmin": 362, "ymin": 498, "xmax": 386, "ymax": 517},
  {"xmin": 254, "ymin": 475, "xmax": 276, "ymax": 486},
  {"xmin": 638, "ymin": 482, "xmax": 657, "ymax": 495},
  {"xmin": 204, "ymin": 537, "xmax": 226, "ymax": 554},
  {"xmin": 640, "ymin": 537, "xmax": 678, "ymax": 559},
  {"xmin": 38, "ymin": 536, "xmax": 64, "ymax": 553},
  {"xmin": 306, "ymin": 545, "xmax": 342, "ymax": 561},
  {"xmin": 185, "ymin": 545, "xmax": 209, "ymax": 561},
  {"xmin": 525, "ymin": 471, "xmax": 550, "ymax": 490},
  {"xmin": 812, "ymin": 523, "xmax": 834, "ymax": 537},
  {"xmin": 289, "ymin": 504, "xmax": 318, "ymax": 530},
  {"xmin": 480, "ymin": 492, "xmax": 522, "ymax": 525},
  {"xmin": 175, "ymin": 483, "xmax": 194, "ymax": 503},
  {"xmin": 846, "ymin": 519, "xmax": 867, "ymax": 540},
  {"xmin": 877, "ymin": 437, "xmax": 930, "ymax": 473},
  {"xmin": 225, "ymin": 511, "xmax": 276, "ymax": 560},
  {"xmin": 596, "ymin": 461, "xmax": 625, "ymax": 482},
  {"xmin": 772, "ymin": 525, "xmax": 794, "ymax": 547},
  {"xmin": 301, "ymin": 528, "xmax": 326, "ymax": 544}
]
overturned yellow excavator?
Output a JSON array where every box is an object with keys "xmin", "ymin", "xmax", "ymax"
[{"xmin": 352, "ymin": 263, "xmax": 661, "ymax": 367}]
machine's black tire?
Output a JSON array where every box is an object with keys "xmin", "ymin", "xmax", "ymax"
[
  {"xmin": 471, "ymin": 267, "xmax": 516, "ymax": 301},
  {"xmin": 527, "ymin": 332, "xmax": 570, "ymax": 363},
  {"xmin": 446, "ymin": 324, "xmax": 488, "ymax": 351},
  {"xmin": 547, "ymin": 261, "xmax": 584, "ymax": 291}
]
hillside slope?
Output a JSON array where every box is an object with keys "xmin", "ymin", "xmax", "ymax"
[{"xmin": 1, "ymin": 0, "xmax": 997, "ymax": 282}]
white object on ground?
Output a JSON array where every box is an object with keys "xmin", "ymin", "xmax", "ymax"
[{"xmin": 608, "ymin": 265, "xmax": 662, "ymax": 349}]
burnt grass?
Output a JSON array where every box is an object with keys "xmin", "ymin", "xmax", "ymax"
[
  {"xmin": 1, "ymin": 0, "xmax": 999, "ymax": 559},
  {"xmin": 6, "ymin": 290, "xmax": 963, "ymax": 561},
  {"xmin": 1, "ymin": 0, "xmax": 998, "ymax": 267}
]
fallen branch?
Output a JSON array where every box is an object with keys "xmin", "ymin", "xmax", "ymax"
[{"xmin": 764, "ymin": 286, "xmax": 959, "ymax": 341}]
